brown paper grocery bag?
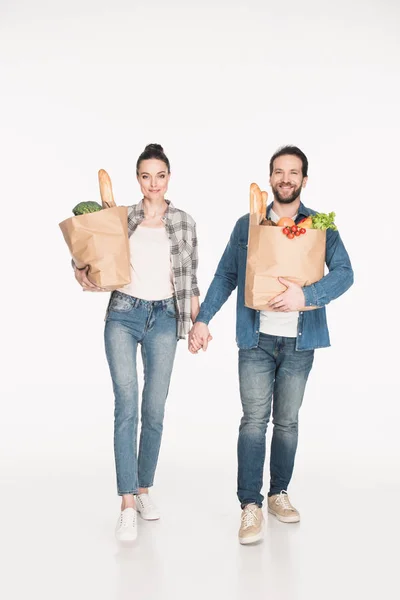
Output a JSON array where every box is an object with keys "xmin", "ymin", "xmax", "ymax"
[
  {"xmin": 245, "ymin": 183, "xmax": 325, "ymax": 311},
  {"xmin": 59, "ymin": 170, "xmax": 131, "ymax": 291}
]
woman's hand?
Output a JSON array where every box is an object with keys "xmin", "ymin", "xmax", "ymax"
[
  {"xmin": 74, "ymin": 265, "xmax": 105, "ymax": 292},
  {"xmin": 188, "ymin": 322, "xmax": 213, "ymax": 353}
]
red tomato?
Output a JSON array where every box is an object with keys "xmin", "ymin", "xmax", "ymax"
[
  {"xmin": 287, "ymin": 232, "xmax": 295, "ymax": 239},
  {"xmin": 295, "ymin": 230, "xmax": 301, "ymax": 236},
  {"xmin": 300, "ymin": 228, "xmax": 306, "ymax": 234},
  {"xmin": 282, "ymin": 227, "xmax": 289, "ymax": 235},
  {"xmin": 291, "ymin": 225, "xmax": 298, "ymax": 233}
]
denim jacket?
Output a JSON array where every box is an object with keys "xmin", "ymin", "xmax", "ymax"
[{"xmin": 196, "ymin": 202, "xmax": 354, "ymax": 351}]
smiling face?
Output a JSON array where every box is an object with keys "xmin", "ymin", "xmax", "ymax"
[
  {"xmin": 137, "ymin": 159, "xmax": 171, "ymax": 201},
  {"xmin": 269, "ymin": 154, "xmax": 307, "ymax": 204}
]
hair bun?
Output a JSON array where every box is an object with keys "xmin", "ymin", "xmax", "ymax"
[
  {"xmin": 137, "ymin": 144, "xmax": 170, "ymax": 174},
  {"xmin": 144, "ymin": 143, "xmax": 164, "ymax": 153}
]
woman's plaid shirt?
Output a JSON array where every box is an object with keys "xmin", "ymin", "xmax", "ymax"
[{"xmin": 127, "ymin": 200, "xmax": 200, "ymax": 339}]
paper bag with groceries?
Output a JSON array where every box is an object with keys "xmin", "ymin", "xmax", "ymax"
[
  {"xmin": 59, "ymin": 170, "xmax": 131, "ymax": 291},
  {"xmin": 245, "ymin": 183, "xmax": 331, "ymax": 311}
]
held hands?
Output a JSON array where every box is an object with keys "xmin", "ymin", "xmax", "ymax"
[
  {"xmin": 268, "ymin": 277, "xmax": 306, "ymax": 312},
  {"xmin": 74, "ymin": 265, "xmax": 105, "ymax": 292},
  {"xmin": 187, "ymin": 279, "xmax": 304, "ymax": 351},
  {"xmin": 188, "ymin": 322, "xmax": 213, "ymax": 354}
]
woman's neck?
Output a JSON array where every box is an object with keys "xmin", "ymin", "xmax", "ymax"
[{"xmin": 143, "ymin": 197, "xmax": 168, "ymax": 218}]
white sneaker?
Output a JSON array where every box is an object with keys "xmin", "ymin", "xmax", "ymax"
[
  {"xmin": 136, "ymin": 493, "xmax": 160, "ymax": 521},
  {"xmin": 115, "ymin": 507, "xmax": 138, "ymax": 542}
]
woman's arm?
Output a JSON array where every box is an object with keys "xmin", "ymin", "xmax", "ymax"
[
  {"xmin": 190, "ymin": 222, "xmax": 201, "ymax": 323},
  {"xmin": 190, "ymin": 223, "xmax": 201, "ymax": 297},
  {"xmin": 190, "ymin": 295, "xmax": 200, "ymax": 323},
  {"xmin": 73, "ymin": 263, "xmax": 104, "ymax": 291}
]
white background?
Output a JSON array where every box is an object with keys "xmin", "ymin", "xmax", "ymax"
[{"xmin": 1, "ymin": 1, "xmax": 399, "ymax": 599}]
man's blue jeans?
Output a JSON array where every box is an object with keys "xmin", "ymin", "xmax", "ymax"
[
  {"xmin": 238, "ymin": 333, "xmax": 314, "ymax": 507},
  {"xmin": 104, "ymin": 291, "xmax": 178, "ymax": 496}
]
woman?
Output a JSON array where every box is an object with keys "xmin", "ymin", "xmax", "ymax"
[{"xmin": 74, "ymin": 144, "xmax": 207, "ymax": 541}]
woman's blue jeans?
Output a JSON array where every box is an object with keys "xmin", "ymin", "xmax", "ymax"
[{"xmin": 104, "ymin": 291, "xmax": 178, "ymax": 496}]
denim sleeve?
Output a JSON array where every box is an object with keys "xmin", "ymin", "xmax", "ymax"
[
  {"xmin": 302, "ymin": 229, "xmax": 354, "ymax": 307},
  {"xmin": 195, "ymin": 221, "xmax": 239, "ymax": 324},
  {"xmin": 191, "ymin": 223, "xmax": 200, "ymax": 297}
]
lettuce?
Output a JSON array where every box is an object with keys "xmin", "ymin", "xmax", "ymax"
[{"xmin": 311, "ymin": 212, "xmax": 337, "ymax": 231}]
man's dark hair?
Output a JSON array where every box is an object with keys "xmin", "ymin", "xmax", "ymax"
[{"xmin": 269, "ymin": 145, "xmax": 308, "ymax": 178}]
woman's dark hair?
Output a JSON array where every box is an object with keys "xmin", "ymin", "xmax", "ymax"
[
  {"xmin": 136, "ymin": 144, "xmax": 171, "ymax": 175},
  {"xmin": 269, "ymin": 145, "xmax": 308, "ymax": 178}
]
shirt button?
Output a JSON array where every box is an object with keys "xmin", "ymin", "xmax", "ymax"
[{"xmin": 299, "ymin": 332, "xmax": 302, "ymax": 336}]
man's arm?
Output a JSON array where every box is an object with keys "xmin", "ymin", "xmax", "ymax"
[
  {"xmin": 188, "ymin": 219, "xmax": 240, "ymax": 353},
  {"xmin": 195, "ymin": 219, "xmax": 240, "ymax": 325},
  {"xmin": 302, "ymin": 229, "xmax": 354, "ymax": 308},
  {"xmin": 268, "ymin": 227, "xmax": 354, "ymax": 312}
]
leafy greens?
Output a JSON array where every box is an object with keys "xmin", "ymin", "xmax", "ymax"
[{"xmin": 311, "ymin": 212, "xmax": 337, "ymax": 231}]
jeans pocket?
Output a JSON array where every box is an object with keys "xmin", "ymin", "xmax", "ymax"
[
  {"xmin": 165, "ymin": 300, "xmax": 177, "ymax": 318},
  {"xmin": 109, "ymin": 293, "xmax": 134, "ymax": 313}
]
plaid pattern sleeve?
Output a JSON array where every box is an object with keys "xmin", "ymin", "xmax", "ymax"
[
  {"xmin": 127, "ymin": 200, "xmax": 200, "ymax": 339},
  {"xmin": 191, "ymin": 224, "xmax": 200, "ymax": 297}
]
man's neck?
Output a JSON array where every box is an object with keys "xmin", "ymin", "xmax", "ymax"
[{"xmin": 271, "ymin": 198, "xmax": 301, "ymax": 219}]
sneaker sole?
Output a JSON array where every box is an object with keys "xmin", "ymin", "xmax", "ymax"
[
  {"xmin": 239, "ymin": 530, "xmax": 263, "ymax": 545},
  {"xmin": 239, "ymin": 520, "xmax": 264, "ymax": 545},
  {"xmin": 137, "ymin": 513, "xmax": 160, "ymax": 521},
  {"xmin": 267, "ymin": 508, "xmax": 300, "ymax": 523},
  {"xmin": 115, "ymin": 531, "xmax": 138, "ymax": 542}
]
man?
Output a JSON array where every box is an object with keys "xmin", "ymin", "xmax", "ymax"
[{"xmin": 189, "ymin": 146, "xmax": 353, "ymax": 545}]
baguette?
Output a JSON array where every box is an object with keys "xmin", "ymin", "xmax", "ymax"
[
  {"xmin": 98, "ymin": 169, "xmax": 116, "ymax": 209},
  {"xmin": 250, "ymin": 182, "xmax": 267, "ymax": 222}
]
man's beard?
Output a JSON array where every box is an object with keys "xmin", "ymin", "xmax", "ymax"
[{"xmin": 272, "ymin": 182, "xmax": 302, "ymax": 204}]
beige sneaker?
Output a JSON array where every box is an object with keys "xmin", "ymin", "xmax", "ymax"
[
  {"xmin": 238, "ymin": 503, "xmax": 264, "ymax": 544},
  {"xmin": 268, "ymin": 491, "xmax": 300, "ymax": 523}
]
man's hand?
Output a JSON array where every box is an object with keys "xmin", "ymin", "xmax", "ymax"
[
  {"xmin": 74, "ymin": 266, "xmax": 105, "ymax": 292},
  {"xmin": 188, "ymin": 322, "xmax": 213, "ymax": 354},
  {"xmin": 268, "ymin": 277, "xmax": 306, "ymax": 312}
]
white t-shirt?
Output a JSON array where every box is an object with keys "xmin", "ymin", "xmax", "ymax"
[
  {"xmin": 259, "ymin": 208, "xmax": 299, "ymax": 338},
  {"xmin": 118, "ymin": 225, "xmax": 174, "ymax": 301}
]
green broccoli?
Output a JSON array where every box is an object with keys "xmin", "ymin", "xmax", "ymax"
[{"xmin": 72, "ymin": 201, "xmax": 103, "ymax": 216}]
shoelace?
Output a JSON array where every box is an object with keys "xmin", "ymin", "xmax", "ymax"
[
  {"xmin": 120, "ymin": 509, "xmax": 136, "ymax": 528},
  {"xmin": 276, "ymin": 491, "xmax": 293, "ymax": 511},
  {"xmin": 138, "ymin": 494, "xmax": 155, "ymax": 511},
  {"xmin": 241, "ymin": 505, "xmax": 259, "ymax": 529}
]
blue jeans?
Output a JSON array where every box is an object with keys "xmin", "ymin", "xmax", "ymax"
[
  {"xmin": 237, "ymin": 333, "xmax": 314, "ymax": 506},
  {"xmin": 104, "ymin": 291, "xmax": 178, "ymax": 495}
]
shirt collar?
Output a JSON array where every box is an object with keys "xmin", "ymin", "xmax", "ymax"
[
  {"xmin": 130, "ymin": 199, "xmax": 175, "ymax": 224},
  {"xmin": 267, "ymin": 200, "xmax": 311, "ymax": 220}
]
